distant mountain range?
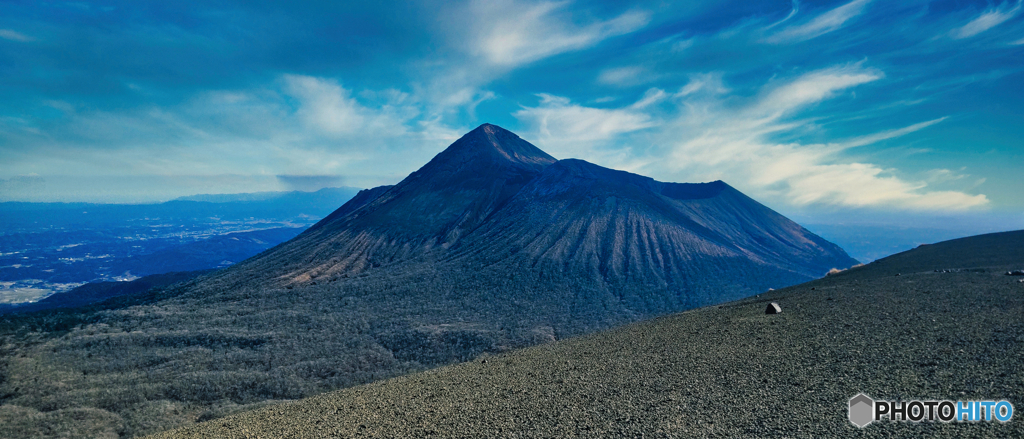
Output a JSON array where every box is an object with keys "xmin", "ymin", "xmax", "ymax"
[
  {"xmin": 1, "ymin": 186, "xmax": 361, "ymax": 231},
  {"xmin": 0, "ymin": 187, "xmax": 361, "ymax": 305}
]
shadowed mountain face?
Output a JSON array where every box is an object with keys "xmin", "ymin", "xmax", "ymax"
[{"xmin": 218, "ymin": 123, "xmax": 856, "ymax": 300}]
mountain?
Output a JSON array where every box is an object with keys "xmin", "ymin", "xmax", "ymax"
[
  {"xmin": 210, "ymin": 123, "xmax": 855, "ymax": 306},
  {"xmin": 150, "ymin": 230, "xmax": 1024, "ymax": 439},
  {"xmin": 0, "ymin": 124, "xmax": 857, "ymax": 438}
]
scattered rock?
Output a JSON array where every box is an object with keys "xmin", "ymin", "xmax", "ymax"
[{"xmin": 765, "ymin": 302, "xmax": 782, "ymax": 314}]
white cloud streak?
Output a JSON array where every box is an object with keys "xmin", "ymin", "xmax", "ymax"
[
  {"xmin": 837, "ymin": 117, "xmax": 947, "ymax": 149},
  {"xmin": 764, "ymin": 0, "xmax": 801, "ymax": 30},
  {"xmin": 764, "ymin": 0, "xmax": 871, "ymax": 44},
  {"xmin": 950, "ymin": 1, "xmax": 1022, "ymax": 39},
  {"xmin": 513, "ymin": 93, "xmax": 655, "ymax": 161},
  {"xmin": 598, "ymin": 66, "xmax": 655, "ymax": 86},
  {"xmin": 677, "ymin": 73, "xmax": 729, "ymax": 97},
  {"xmin": 667, "ymin": 67, "xmax": 986, "ymax": 210},
  {"xmin": 467, "ymin": 0, "xmax": 650, "ymax": 67},
  {"xmin": 0, "ymin": 29, "xmax": 34, "ymax": 42},
  {"xmin": 752, "ymin": 65, "xmax": 883, "ymax": 118},
  {"xmin": 282, "ymin": 75, "xmax": 418, "ymax": 137}
]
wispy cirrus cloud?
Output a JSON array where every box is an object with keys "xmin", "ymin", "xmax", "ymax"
[
  {"xmin": 663, "ymin": 67, "xmax": 985, "ymax": 210},
  {"xmin": 950, "ymin": 1, "xmax": 1022, "ymax": 39},
  {"xmin": 837, "ymin": 118, "xmax": 947, "ymax": 149},
  {"xmin": 750, "ymin": 65, "xmax": 883, "ymax": 117},
  {"xmin": 283, "ymin": 75, "xmax": 419, "ymax": 138},
  {"xmin": 924, "ymin": 168, "xmax": 968, "ymax": 184},
  {"xmin": 763, "ymin": 0, "xmax": 801, "ymax": 31},
  {"xmin": 598, "ymin": 66, "xmax": 659, "ymax": 87},
  {"xmin": 763, "ymin": 0, "xmax": 872, "ymax": 44},
  {"xmin": 514, "ymin": 93, "xmax": 655, "ymax": 140},
  {"xmin": 677, "ymin": 73, "xmax": 730, "ymax": 97},
  {"xmin": 465, "ymin": 0, "xmax": 650, "ymax": 67},
  {"xmin": 0, "ymin": 29, "xmax": 34, "ymax": 42},
  {"xmin": 513, "ymin": 92, "xmax": 656, "ymax": 162}
]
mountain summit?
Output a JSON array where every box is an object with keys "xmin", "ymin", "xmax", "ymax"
[{"xmin": 428, "ymin": 123, "xmax": 556, "ymax": 171}]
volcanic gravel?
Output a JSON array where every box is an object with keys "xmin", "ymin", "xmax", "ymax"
[{"xmin": 151, "ymin": 231, "xmax": 1024, "ymax": 438}]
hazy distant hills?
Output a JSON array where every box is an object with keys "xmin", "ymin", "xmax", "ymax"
[
  {"xmin": 0, "ymin": 187, "xmax": 361, "ymax": 231},
  {"xmin": 0, "ymin": 187, "xmax": 359, "ymax": 305},
  {"xmin": 151, "ymin": 230, "xmax": 1024, "ymax": 439},
  {"xmin": 0, "ymin": 124, "xmax": 858, "ymax": 437}
]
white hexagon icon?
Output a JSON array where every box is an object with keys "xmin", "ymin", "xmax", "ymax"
[{"xmin": 849, "ymin": 393, "xmax": 874, "ymax": 428}]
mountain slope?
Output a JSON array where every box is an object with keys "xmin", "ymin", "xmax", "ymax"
[{"xmin": 150, "ymin": 230, "xmax": 1024, "ymax": 439}]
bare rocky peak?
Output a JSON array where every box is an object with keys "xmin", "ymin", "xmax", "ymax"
[{"xmin": 430, "ymin": 123, "xmax": 557, "ymax": 171}]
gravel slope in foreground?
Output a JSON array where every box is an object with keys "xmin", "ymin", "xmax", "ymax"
[{"xmin": 152, "ymin": 231, "xmax": 1024, "ymax": 438}]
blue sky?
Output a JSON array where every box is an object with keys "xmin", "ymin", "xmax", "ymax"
[{"xmin": 1, "ymin": 0, "xmax": 1022, "ymax": 232}]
